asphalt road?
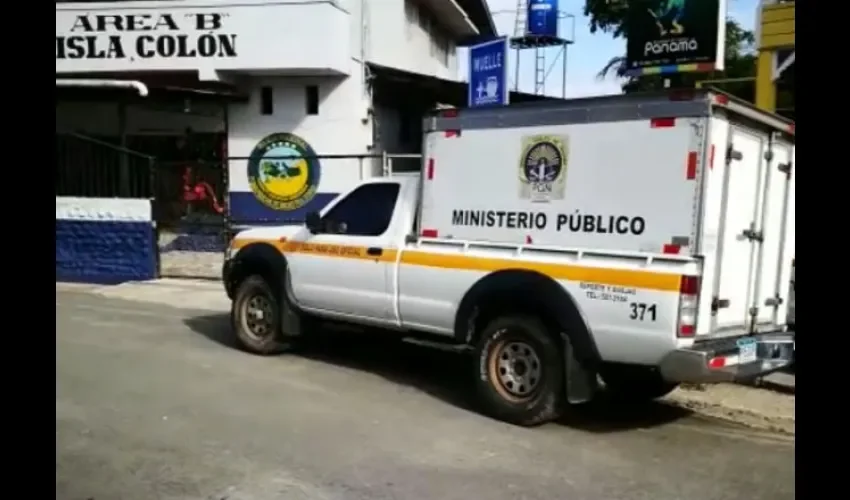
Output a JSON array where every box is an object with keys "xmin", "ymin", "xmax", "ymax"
[{"xmin": 57, "ymin": 290, "xmax": 795, "ymax": 500}]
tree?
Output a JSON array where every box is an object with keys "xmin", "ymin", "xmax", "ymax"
[{"xmin": 587, "ymin": 1, "xmax": 757, "ymax": 99}]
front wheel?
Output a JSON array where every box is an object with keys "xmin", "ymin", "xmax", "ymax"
[
  {"xmin": 601, "ymin": 364, "xmax": 678, "ymax": 402},
  {"xmin": 473, "ymin": 315, "xmax": 565, "ymax": 427},
  {"xmin": 231, "ymin": 275, "xmax": 291, "ymax": 355}
]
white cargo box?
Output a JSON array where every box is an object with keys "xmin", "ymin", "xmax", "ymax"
[{"xmin": 420, "ymin": 91, "xmax": 795, "ymax": 336}]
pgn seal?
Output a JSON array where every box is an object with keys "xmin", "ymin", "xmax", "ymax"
[
  {"xmin": 519, "ymin": 135, "xmax": 568, "ymax": 203},
  {"xmin": 247, "ymin": 133, "xmax": 321, "ymax": 211}
]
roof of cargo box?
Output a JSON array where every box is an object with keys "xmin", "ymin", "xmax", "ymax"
[{"xmin": 428, "ymin": 89, "xmax": 795, "ymax": 140}]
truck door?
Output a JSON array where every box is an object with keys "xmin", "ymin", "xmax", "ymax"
[
  {"xmin": 286, "ymin": 182, "xmax": 400, "ymax": 322},
  {"xmin": 753, "ymin": 141, "xmax": 794, "ymax": 328},
  {"xmin": 714, "ymin": 127, "xmax": 769, "ymax": 332},
  {"xmin": 714, "ymin": 127, "xmax": 793, "ymax": 333}
]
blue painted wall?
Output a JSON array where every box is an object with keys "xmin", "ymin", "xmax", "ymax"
[
  {"xmin": 228, "ymin": 192, "xmax": 338, "ymax": 225},
  {"xmin": 56, "ymin": 197, "xmax": 157, "ymax": 284}
]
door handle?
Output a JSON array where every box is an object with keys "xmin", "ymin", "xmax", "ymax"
[{"xmin": 366, "ymin": 247, "xmax": 383, "ymax": 257}]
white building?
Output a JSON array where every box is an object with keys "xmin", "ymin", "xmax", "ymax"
[{"xmin": 55, "ymin": 0, "xmax": 506, "ymax": 283}]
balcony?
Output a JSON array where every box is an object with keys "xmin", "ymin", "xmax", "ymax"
[{"xmin": 56, "ymin": 0, "xmax": 351, "ymax": 76}]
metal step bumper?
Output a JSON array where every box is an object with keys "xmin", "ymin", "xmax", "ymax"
[{"xmin": 659, "ymin": 332, "xmax": 794, "ymax": 384}]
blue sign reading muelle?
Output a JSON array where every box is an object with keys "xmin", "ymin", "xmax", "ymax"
[
  {"xmin": 467, "ymin": 37, "xmax": 509, "ymax": 108},
  {"xmin": 527, "ymin": 0, "xmax": 559, "ymax": 38}
]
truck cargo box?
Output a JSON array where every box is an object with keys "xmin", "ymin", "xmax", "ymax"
[{"xmin": 420, "ymin": 90, "xmax": 795, "ymax": 337}]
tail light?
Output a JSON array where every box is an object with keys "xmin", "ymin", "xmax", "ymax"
[{"xmin": 677, "ymin": 276, "xmax": 699, "ymax": 337}]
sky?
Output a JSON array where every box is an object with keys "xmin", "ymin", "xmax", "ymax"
[{"xmin": 457, "ymin": 0, "xmax": 759, "ymax": 98}]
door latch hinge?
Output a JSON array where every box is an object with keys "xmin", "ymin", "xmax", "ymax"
[
  {"xmin": 711, "ymin": 297, "xmax": 730, "ymax": 312},
  {"xmin": 727, "ymin": 145, "xmax": 742, "ymax": 162},
  {"xmin": 764, "ymin": 295, "xmax": 784, "ymax": 307},
  {"xmin": 741, "ymin": 227, "xmax": 764, "ymax": 242},
  {"xmin": 778, "ymin": 161, "xmax": 792, "ymax": 177}
]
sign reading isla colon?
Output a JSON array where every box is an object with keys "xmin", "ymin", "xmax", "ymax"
[{"xmin": 55, "ymin": 13, "xmax": 237, "ymax": 60}]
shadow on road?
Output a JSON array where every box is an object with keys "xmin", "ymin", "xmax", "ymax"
[{"xmin": 184, "ymin": 313, "xmax": 692, "ymax": 433}]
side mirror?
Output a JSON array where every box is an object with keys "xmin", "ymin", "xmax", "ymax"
[{"xmin": 305, "ymin": 211, "xmax": 322, "ymax": 233}]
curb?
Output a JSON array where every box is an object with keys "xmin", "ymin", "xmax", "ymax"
[
  {"xmin": 57, "ymin": 278, "xmax": 230, "ymax": 312},
  {"xmin": 752, "ymin": 377, "xmax": 795, "ymax": 396},
  {"xmin": 58, "ymin": 278, "xmax": 222, "ymax": 291},
  {"xmin": 56, "ymin": 282, "xmax": 105, "ymax": 292},
  {"xmin": 667, "ymin": 386, "xmax": 795, "ymax": 436}
]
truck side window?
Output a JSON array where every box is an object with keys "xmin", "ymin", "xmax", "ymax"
[{"xmin": 322, "ymin": 183, "xmax": 400, "ymax": 237}]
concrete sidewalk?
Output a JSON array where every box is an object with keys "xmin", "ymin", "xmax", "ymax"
[
  {"xmin": 57, "ymin": 279, "xmax": 230, "ymax": 312},
  {"xmin": 758, "ymin": 372, "xmax": 795, "ymax": 395}
]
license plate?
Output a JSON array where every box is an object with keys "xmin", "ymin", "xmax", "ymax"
[{"xmin": 737, "ymin": 338, "xmax": 758, "ymax": 364}]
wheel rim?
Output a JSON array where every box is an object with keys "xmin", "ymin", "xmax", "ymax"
[
  {"xmin": 242, "ymin": 293, "xmax": 274, "ymax": 340},
  {"xmin": 489, "ymin": 339, "xmax": 543, "ymax": 400}
]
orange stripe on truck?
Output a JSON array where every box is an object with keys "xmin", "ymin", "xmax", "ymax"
[
  {"xmin": 400, "ymin": 251, "xmax": 681, "ymax": 292},
  {"xmin": 230, "ymin": 239, "xmax": 681, "ymax": 292}
]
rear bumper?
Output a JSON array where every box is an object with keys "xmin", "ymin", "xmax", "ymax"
[{"xmin": 659, "ymin": 332, "xmax": 794, "ymax": 384}]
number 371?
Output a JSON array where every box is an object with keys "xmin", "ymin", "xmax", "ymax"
[{"xmin": 629, "ymin": 302, "xmax": 657, "ymax": 321}]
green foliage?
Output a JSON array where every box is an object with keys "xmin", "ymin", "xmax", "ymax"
[
  {"xmin": 261, "ymin": 160, "xmax": 301, "ymax": 178},
  {"xmin": 261, "ymin": 161, "xmax": 282, "ymax": 177}
]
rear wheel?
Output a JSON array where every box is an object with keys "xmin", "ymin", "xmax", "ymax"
[
  {"xmin": 473, "ymin": 315, "xmax": 564, "ymax": 427},
  {"xmin": 231, "ymin": 275, "xmax": 291, "ymax": 355},
  {"xmin": 601, "ymin": 364, "xmax": 678, "ymax": 402}
]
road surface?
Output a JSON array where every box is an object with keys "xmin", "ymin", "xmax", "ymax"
[{"xmin": 57, "ymin": 290, "xmax": 794, "ymax": 500}]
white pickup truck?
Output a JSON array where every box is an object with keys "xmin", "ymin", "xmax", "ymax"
[{"xmin": 222, "ymin": 91, "xmax": 796, "ymax": 427}]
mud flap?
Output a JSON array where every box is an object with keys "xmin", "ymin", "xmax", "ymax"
[
  {"xmin": 280, "ymin": 300, "xmax": 303, "ymax": 338},
  {"xmin": 561, "ymin": 333, "xmax": 598, "ymax": 404},
  {"xmin": 279, "ymin": 278, "xmax": 303, "ymax": 338}
]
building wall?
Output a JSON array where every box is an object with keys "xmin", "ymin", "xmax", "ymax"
[
  {"xmin": 55, "ymin": 101, "xmax": 225, "ymax": 135},
  {"xmin": 55, "ymin": 0, "xmax": 468, "ymax": 282},
  {"xmin": 56, "ymin": 197, "xmax": 157, "ymax": 283},
  {"xmin": 55, "ymin": 0, "xmax": 352, "ymax": 75},
  {"xmin": 226, "ymin": 74, "xmax": 374, "ymax": 225},
  {"xmin": 364, "ymin": 0, "xmax": 459, "ymax": 80}
]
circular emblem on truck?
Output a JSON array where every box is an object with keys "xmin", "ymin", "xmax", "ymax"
[
  {"xmin": 247, "ymin": 133, "xmax": 321, "ymax": 211},
  {"xmin": 519, "ymin": 135, "xmax": 568, "ymax": 202}
]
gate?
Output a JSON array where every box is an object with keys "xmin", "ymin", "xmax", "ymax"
[
  {"xmin": 55, "ymin": 133, "xmax": 160, "ymax": 283},
  {"xmin": 56, "ymin": 132, "xmax": 230, "ymax": 281},
  {"xmin": 57, "ymin": 139, "xmax": 421, "ymax": 282},
  {"xmin": 148, "ymin": 132, "xmax": 229, "ymax": 280},
  {"xmin": 56, "ymin": 132, "xmax": 155, "ymax": 199}
]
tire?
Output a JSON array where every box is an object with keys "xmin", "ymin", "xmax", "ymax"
[
  {"xmin": 601, "ymin": 364, "xmax": 678, "ymax": 403},
  {"xmin": 231, "ymin": 275, "xmax": 291, "ymax": 355},
  {"xmin": 473, "ymin": 315, "xmax": 565, "ymax": 427}
]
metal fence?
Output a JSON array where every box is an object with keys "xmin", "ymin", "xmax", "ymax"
[
  {"xmin": 56, "ymin": 133, "xmax": 155, "ymax": 199},
  {"xmin": 56, "ymin": 142, "xmax": 423, "ymax": 280},
  {"xmin": 225, "ymin": 153, "xmax": 375, "ymax": 227}
]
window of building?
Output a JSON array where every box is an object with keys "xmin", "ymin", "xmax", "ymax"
[
  {"xmin": 305, "ymin": 85, "xmax": 319, "ymax": 115},
  {"xmin": 430, "ymin": 29, "xmax": 450, "ymax": 66},
  {"xmin": 417, "ymin": 3, "xmax": 431, "ymax": 33},
  {"xmin": 404, "ymin": 0, "xmax": 418, "ymax": 40},
  {"xmin": 260, "ymin": 86, "xmax": 273, "ymax": 115}
]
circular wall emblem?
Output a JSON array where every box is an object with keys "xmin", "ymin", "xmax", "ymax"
[
  {"xmin": 520, "ymin": 139, "xmax": 565, "ymax": 185},
  {"xmin": 247, "ymin": 133, "xmax": 321, "ymax": 211}
]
